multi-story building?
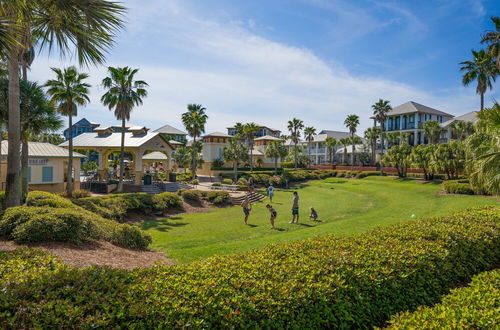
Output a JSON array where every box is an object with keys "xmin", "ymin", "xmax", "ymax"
[
  {"xmin": 300, "ymin": 130, "xmax": 358, "ymax": 165},
  {"xmin": 227, "ymin": 124, "xmax": 281, "ymax": 138},
  {"xmin": 154, "ymin": 124, "xmax": 188, "ymax": 144},
  {"xmin": 63, "ymin": 118, "xmax": 101, "ymax": 140},
  {"xmin": 371, "ymin": 101, "xmax": 454, "ymax": 146}
]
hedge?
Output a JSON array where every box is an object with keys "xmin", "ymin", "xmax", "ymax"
[
  {"xmin": 0, "ymin": 207, "xmax": 498, "ymax": 328},
  {"xmin": 443, "ymin": 180, "xmax": 475, "ymax": 195},
  {"xmin": 26, "ymin": 191, "xmax": 75, "ymax": 208},
  {"xmin": 385, "ymin": 268, "xmax": 500, "ymax": 329}
]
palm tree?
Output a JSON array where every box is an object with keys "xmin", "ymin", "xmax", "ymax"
[
  {"xmin": 181, "ymin": 104, "xmax": 208, "ymax": 178},
  {"xmin": 339, "ymin": 138, "xmax": 350, "ymax": 164},
  {"xmin": 364, "ymin": 126, "xmax": 381, "ymax": 165},
  {"xmin": 481, "ymin": 16, "xmax": 500, "ymax": 70},
  {"xmin": 372, "ymin": 99, "xmax": 392, "ymax": 172},
  {"xmin": 1, "ymin": 0, "xmax": 125, "ymax": 208},
  {"xmin": 450, "ymin": 121, "xmax": 475, "ymax": 141},
  {"xmin": 304, "ymin": 126, "xmax": 316, "ymax": 167},
  {"xmin": 344, "ymin": 114, "xmax": 360, "ymax": 168},
  {"xmin": 242, "ymin": 122, "xmax": 260, "ymax": 171},
  {"xmin": 172, "ymin": 146, "xmax": 190, "ymax": 173},
  {"xmin": 460, "ymin": 49, "xmax": 499, "ymax": 110},
  {"xmin": 101, "ymin": 67, "xmax": 148, "ymax": 192},
  {"xmin": 287, "ymin": 118, "xmax": 304, "ymax": 169},
  {"xmin": 422, "ymin": 120, "xmax": 445, "ymax": 144},
  {"xmin": 324, "ymin": 137, "xmax": 337, "ymax": 166},
  {"xmin": 223, "ymin": 138, "xmax": 249, "ymax": 182},
  {"xmin": 45, "ymin": 66, "xmax": 90, "ymax": 196},
  {"xmin": 265, "ymin": 140, "xmax": 288, "ymax": 174}
]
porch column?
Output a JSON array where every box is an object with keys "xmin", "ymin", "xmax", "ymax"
[
  {"xmin": 97, "ymin": 149, "xmax": 107, "ymax": 182},
  {"xmin": 134, "ymin": 149, "xmax": 143, "ymax": 185}
]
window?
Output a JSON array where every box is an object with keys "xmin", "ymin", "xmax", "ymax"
[
  {"xmin": 28, "ymin": 166, "xmax": 31, "ymax": 183},
  {"xmin": 42, "ymin": 166, "xmax": 53, "ymax": 182}
]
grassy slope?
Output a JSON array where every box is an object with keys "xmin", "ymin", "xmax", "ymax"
[{"xmin": 138, "ymin": 177, "xmax": 499, "ymax": 263}]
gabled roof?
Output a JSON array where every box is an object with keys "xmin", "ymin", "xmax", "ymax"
[
  {"xmin": 1, "ymin": 141, "xmax": 85, "ymax": 158},
  {"xmin": 143, "ymin": 151, "xmax": 169, "ymax": 161},
  {"xmin": 59, "ymin": 132, "xmax": 165, "ymax": 148},
  {"xmin": 63, "ymin": 118, "xmax": 101, "ymax": 133},
  {"xmin": 254, "ymin": 135, "xmax": 282, "ymax": 141},
  {"xmin": 384, "ymin": 101, "xmax": 454, "ymax": 117},
  {"xmin": 440, "ymin": 111, "xmax": 478, "ymax": 128},
  {"xmin": 203, "ymin": 132, "xmax": 232, "ymax": 138},
  {"xmin": 154, "ymin": 124, "xmax": 187, "ymax": 136},
  {"xmin": 226, "ymin": 124, "xmax": 281, "ymax": 132},
  {"xmin": 317, "ymin": 130, "xmax": 356, "ymax": 141}
]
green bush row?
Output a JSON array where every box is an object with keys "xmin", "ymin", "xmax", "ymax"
[
  {"xmin": 179, "ymin": 190, "xmax": 231, "ymax": 205},
  {"xmin": 0, "ymin": 207, "xmax": 498, "ymax": 328},
  {"xmin": 385, "ymin": 268, "xmax": 500, "ymax": 329},
  {"xmin": 443, "ymin": 180, "xmax": 475, "ymax": 195},
  {"xmin": 72, "ymin": 192, "xmax": 182, "ymax": 220},
  {"xmin": 0, "ymin": 205, "xmax": 151, "ymax": 249}
]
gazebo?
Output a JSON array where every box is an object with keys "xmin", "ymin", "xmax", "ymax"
[{"xmin": 60, "ymin": 126, "xmax": 174, "ymax": 185}]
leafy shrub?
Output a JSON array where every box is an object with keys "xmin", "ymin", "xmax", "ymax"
[
  {"xmin": 190, "ymin": 179, "xmax": 199, "ymax": 185},
  {"xmin": 151, "ymin": 192, "xmax": 182, "ymax": 211},
  {"xmin": 337, "ymin": 171, "xmax": 346, "ymax": 177},
  {"xmin": 11, "ymin": 208, "xmax": 100, "ymax": 244},
  {"xmin": 386, "ymin": 268, "xmax": 500, "ymax": 329},
  {"xmin": 237, "ymin": 185, "xmax": 248, "ymax": 191},
  {"xmin": 26, "ymin": 191, "xmax": 75, "ymax": 208},
  {"xmin": 221, "ymin": 178, "xmax": 233, "ymax": 185},
  {"xmin": 211, "ymin": 183, "xmax": 221, "ymax": 187},
  {"xmin": 0, "ymin": 190, "xmax": 5, "ymax": 208},
  {"xmin": 181, "ymin": 190, "xmax": 202, "ymax": 202},
  {"xmin": 0, "ymin": 207, "xmax": 497, "ymax": 328},
  {"xmin": 0, "ymin": 207, "xmax": 53, "ymax": 236},
  {"xmin": 236, "ymin": 177, "xmax": 248, "ymax": 185},
  {"xmin": 177, "ymin": 172, "xmax": 193, "ymax": 182},
  {"xmin": 106, "ymin": 223, "xmax": 152, "ymax": 249},
  {"xmin": 249, "ymin": 173, "xmax": 271, "ymax": 185},
  {"xmin": 206, "ymin": 191, "xmax": 231, "ymax": 205},
  {"xmin": 443, "ymin": 180, "xmax": 475, "ymax": 195},
  {"xmin": 281, "ymin": 161, "xmax": 294, "ymax": 168},
  {"xmin": 60, "ymin": 189, "xmax": 91, "ymax": 199},
  {"xmin": 356, "ymin": 171, "xmax": 380, "ymax": 179}
]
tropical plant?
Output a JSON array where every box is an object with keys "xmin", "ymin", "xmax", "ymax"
[
  {"xmin": 44, "ymin": 67, "xmax": 90, "ymax": 197},
  {"xmin": 410, "ymin": 144, "xmax": 436, "ymax": 180},
  {"xmin": 285, "ymin": 147, "xmax": 309, "ymax": 168},
  {"xmin": 223, "ymin": 138, "xmax": 249, "ymax": 181},
  {"xmin": 422, "ymin": 120, "xmax": 445, "ymax": 144},
  {"xmin": 101, "ymin": 67, "xmax": 148, "ymax": 192},
  {"xmin": 460, "ymin": 49, "xmax": 499, "ymax": 110},
  {"xmin": 30, "ymin": 133, "xmax": 64, "ymax": 145},
  {"xmin": 344, "ymin": 114, "xmax": 360, "ymax": 167},
  {"xmin": 172, "ymin": 146, "xmax": 190, "ymax": 172},
  {"xmin": 181, "ymin": 104, "xmax": 208, "ymax": 177},
  {"xmin": 339, "ymin": 138, "xmax": 350, "ymax": 164},
  {"xmin": 242, "ymin": 122, "xmax": 260, "ymax": 171},
  {"xmin": 187, "ymin": 140, "xmax": 205, "ymax": 171},
  {"xmin": 431, "ymin": 141, "xmax": 465, "ymax": 180},
  {"xmin": 481, "ymin": 16, "xmax": 500, "ymax": 70},
  {"xmin": 464, "ymin": 104, "xmax": 500, "ymax": 195},
  {"xmin": 364, "ymin": 127, "xmax": 381, "ymax": 165},
  {"xmin": 450, "ymin": 121, "xmax": 475, "ymax": 141},
  {"xmin": 1, "ymin": 0, "xmax": 125, "ymax": 208},
  {"xmin": 304, "ymin": 126, "xmax": 316, "ymax": 167},
  {"xmin": 81, "ymin": 161, "xmax": 98, "ymax": 176},
  {"xmin": 372, "ymin": 99, "xmax": 392, "ymax": 172},
  {"xmin": 265, "ymin": 140, "xmax": 288, "ymax": 174},
  {"xmin": 324, "ymin": 137, "xmax": 337, "ymax": 165},
  {"xmin": 287, "ymin": 118, "xmax": 304, "ymax": 169},
  {"xmin": 382, "ymin": 142, "xmax": 412, "ymax": 177}
]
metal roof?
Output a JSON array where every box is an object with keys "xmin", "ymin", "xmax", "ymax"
[
  {"xmin": 142, "ymin": 151, "xmax": 169, "ymax": 160},
  {"xmin": 154, "ymin": 124, "xmax": 187, "ymax": 135},
  {"xmin": 254, "ymin": 135, "xmax": 282, "ymax": 141},
  {"xmin": 316, "ymin": 131, "xmax": 357, "ymax": 141},
  {"xmin": 440, "ymin": 111, "xmax": 478, "ymax": 128},
  {"xmin": 1, "ymin": 141, "xmax": 85, "ymax": 158},
  {"xmin": 59, "ymin": 132, "xmax": 163, "ymax": 148},
  {"xmin": 381, "ymin": 101, "xmax": 454, "ymax": 117},
  {"xmin": 203, "ymin": 132, "xmax": 232, "ymax": 138}
]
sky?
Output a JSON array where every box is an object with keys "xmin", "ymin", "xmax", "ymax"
[{"xmin": 30, "ymin": 0, "xmax": 500, "ymax": 136}]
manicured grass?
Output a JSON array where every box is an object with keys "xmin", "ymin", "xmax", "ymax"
[{"xmin": 137, "ymin": 176, "xmax": 499, "ymax": 263}]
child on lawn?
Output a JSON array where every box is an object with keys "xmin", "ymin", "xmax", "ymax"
[
  {"xmin": 266, "ymin": 204, "xmax": 277, "ymax": 229},
  {"xmin": 309, "ymin": 207, "xmax": 318, "ymax": 221}
]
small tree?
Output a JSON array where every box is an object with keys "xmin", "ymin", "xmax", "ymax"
[
  {"xmin": 265, "ymin": 140, "xmax": 288, "ymax": 174},
  {"xmin": 410, "ymin": 144, "xmax": 436, "ymax": 180},
  {"xmin": 304, "ymin": 126, "xmax": 316, "ymax": 167},
  {"xmin": 382, "ymin": 142, "xmax": 412, "ymax": 177},
  {"xmin": 287, "ymin": 118, "xmax": 304, "ymax": 169},
  {"xmin": 344, "ymin": 114, "xmax": 360, "ymax": 169},
  {"xmin": 324, "ymin": 137, "xmax": 337, "ymax": 165},
  {"xmin": 339, "ymin": 138, "xmax": 350, "ymax": 164},
  {"xmin": 242, "ymin": 122, "xmax": 259, "ymax": 171},
  {"xmin": 223, "ymin": 138, "xmax": 249, "ymax": 182},
  {"xmin": 422, "ymin": 120, "xmax": 445, "ymax": 144},
  {"xmin": 181, "ymin": 104, "xmax": 208, "ymax": 177},
  {"xmin": 372, "ymin": 99, "xmax": 392, "ymax": 173},
  {"xmin": 364, "ymin": 127, "xmax": 381, "ymax": 165},
  {"xmin": 172, "ymin": 146, "xmax": 190, "ymax": 173}
]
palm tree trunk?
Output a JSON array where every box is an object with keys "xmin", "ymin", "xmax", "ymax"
[
  {"xmin": 233, "ymin": 161, "xmax": 238, "ymax": 182},
  {"xmin": 4, "ymin": 51, "xmax": 22, "ymax": 208},
  {"xmin": 66, "ymin": 115, "xmax": 74, "ymax": 195},
  {"xmin": 21, "ymin": 138, "xmax": 29, "ymax": 203},
  {"xmin": 380, "ymin": 123, "xmax": 385, "ymax": 174},
  {"xmin": 371, "ymin": 140, "xmax": 376, "ymax": 166},
  {"xmin": 294, "ymin": 142, "xmax": 298, "ymax": 169},
  {"xmin": 480, "ymin": 92, "xmax": 484, "ymax": 111},
  {"xmin": 191, "ymin": 136, "xmax": 197, "ymax": 178},
  {"xmin": 351, "ymin": 133, "xmax": 354, "ymax": 170},
  {"xmin": 117, "ymin": 118, "xmax": 125, "ymax": 192},
  {"xmin": 249, "ymin": 141, "xmax": 253, "ymax": 172},
  {"xmin": 308, "ymin": 142, "xmax": 311, "ymax": 168}
]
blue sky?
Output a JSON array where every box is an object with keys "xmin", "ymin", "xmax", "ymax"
[{"xmin": 31, "ymin": 0, "xmax": 500, "ymax": 135}]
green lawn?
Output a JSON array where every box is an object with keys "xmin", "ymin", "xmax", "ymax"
[{"xmin": 138, "ymin": 176, "xmax": 499, "ymax": 263}]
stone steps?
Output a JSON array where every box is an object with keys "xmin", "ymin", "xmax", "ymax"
[{"xmin": 231, "ymin": 192, "xmax": 266, "ymax": 205}]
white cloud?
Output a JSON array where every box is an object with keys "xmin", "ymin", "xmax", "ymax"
[{"xmin": 29, "ymin": 0, "xmax": 488, "ymax": 137}]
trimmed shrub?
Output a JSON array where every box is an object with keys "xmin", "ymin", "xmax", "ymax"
[
  {"xmin": 0, "ymin": 207, "xmax": 498, "ymax": 328},
  {"xmin": 0, "ymin": 207, "xmax": 53, "ymax": 236},
  {"xmin": 11, "ymin": 208, "xmax": 100, "ymax": 244},
  {"xmin": 443, "ymin": 180, "xmax": 475, "ymax": 195},
  {"xmin": 106, "ymin": 223, "xmax": 152, "ymax": 250},
  {"xmin": 151, "ymin": 192, "xmax": 182, "ymax": 211},
  {"xmin": 60, "ymin": 189, "xmax": 91, "ymax": 199},
  {"xmin": 356, "ymin": 171, "xmax": 380, "ymax": 179},
  {"xmin": 386, "ymin": 268, "xmax": 500, "ymax": 329},
  {"xmin": 72, "ymin": 193, "xmax": 156, "ymax": 220},
  {"xmin": 0, "ymin": 190, "xmax": 5, "ymax": 208},
  {"xmin": 221, "ymin": 178, "xmax": 233, "ymax": 185},
  {"xmin": 181, "ymin": 190, "xmax": 202, "ymax": 202},
  {"xmin": 26, "ymin": 191, "xmax": 75, "ymax": 208},
  {"xmin": 236, "ymin": 177, "xmax": 248, "ymax": 185},
  {"xmin": 337, "ymin": 170, "xmax": 346, "ymax": 177},
  {"xmin": 206, "ymin": 191, "xmax": 231, "ymax": 205},
  {"xmin": 176, "ymin": 172, "xmax": 193, "ymax": 182}
]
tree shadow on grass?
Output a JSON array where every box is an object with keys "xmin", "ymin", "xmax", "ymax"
[{"xmin": 138, "ymin": 218, "xmax": 188, "ymax": 232}]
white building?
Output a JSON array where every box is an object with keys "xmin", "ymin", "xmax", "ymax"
[{"xmin": 440, "ymin": 111, "xmax": 478, "ymax": 143}]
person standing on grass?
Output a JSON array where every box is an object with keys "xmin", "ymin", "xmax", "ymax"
[
  {"xmin": 267, "ymin": 184, "xmax": 275, "ymax": 202},
  {"xmin": 290, "ymin": 191, "xmax": 299, "ymax": 223},
  {"xmin": 241, "ymin": 195, "xmax": 252, "ymax": 225},
  {"xmin": 248, "ymin": 176, "xmax": 254, "ymax": 193},
  {"xmin": 266, "ymin": 204, "xmax": 277, "ymax": 229}
]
